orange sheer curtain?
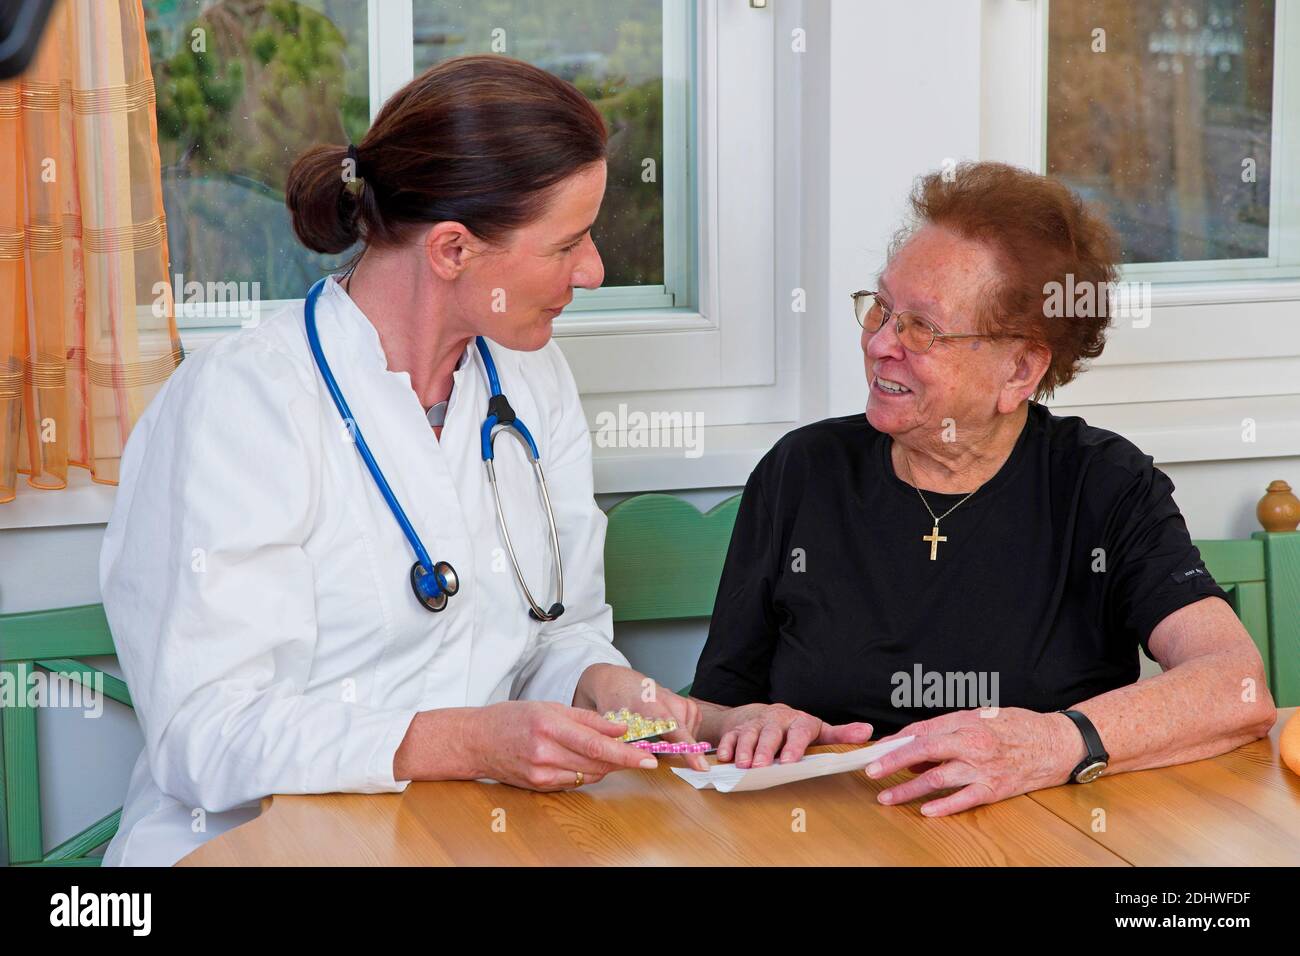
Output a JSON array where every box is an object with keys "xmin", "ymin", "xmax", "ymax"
[{"xmin": 0, "ymin": 0, "xmax": 180, "ymax": 504}]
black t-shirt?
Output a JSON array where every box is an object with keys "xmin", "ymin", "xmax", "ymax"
[{"xmin": 691, "ymin": 402, "xmax": 1228, "ymax": 737}]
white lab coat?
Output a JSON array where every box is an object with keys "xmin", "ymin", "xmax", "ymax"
[{"xmin": 99, "ymin": 276, "xmax": 629, "ymax": 866}]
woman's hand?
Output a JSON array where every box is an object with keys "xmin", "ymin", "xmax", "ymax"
[
  {"xmin": 574, "ymin": 664, "xmax": 709, "ymax": 770},
  {"xmin": 866, "ymin": 707, "xmax": 1083, "ymax": 816},
  {"xmin": 463, "ymin": 701, "xmax": 658, "ymax": 791},
  {"xmin": 716, "ymin": 703, "xmax": 873, "ymax": 768}
]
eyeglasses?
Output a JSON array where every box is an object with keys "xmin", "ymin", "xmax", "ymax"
[{"xmin": 850, "ymin": 290, "xmax": 1024, "ymax": 354}]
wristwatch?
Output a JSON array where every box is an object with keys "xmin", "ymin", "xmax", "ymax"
[{"xmin": 1058, "ymin": 709, "xmax": 1109, "ymax": 783}]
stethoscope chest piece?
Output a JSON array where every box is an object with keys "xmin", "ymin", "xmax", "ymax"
[{"xmin": 410, "ymin": 560, "xmax": 459, "ymax": 612}]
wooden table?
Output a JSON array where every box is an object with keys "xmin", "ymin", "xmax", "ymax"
[
  {"xmin": 179, "ymin": 707, "xmax": 1299, "ymax": 866},
  {"xmin": 1031, "ymin": 705, "xmax": 1300, "ymax": 866}
]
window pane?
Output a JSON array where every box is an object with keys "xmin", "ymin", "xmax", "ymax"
[
  {"xmin": 413, "ymin": 0, "xmax": 667, "ymax": 288},
  {"xmin": 145, "ymin": 0, "xmax": 368, "ymax": 304},
  {"xmin": 1047, "ymin": 0, "xmax": 1275, "ymax": 264}
]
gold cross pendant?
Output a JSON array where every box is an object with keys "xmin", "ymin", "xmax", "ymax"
[{"xmin": 922, "ymin": 524, "xmax": 947, "ymax": 561}]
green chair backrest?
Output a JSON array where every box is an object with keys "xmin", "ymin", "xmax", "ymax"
[
  {"xmin": 605, "ymin": 492, "xmax": 1300, "ymax": 708},
  {"xmin": 604, "ymin": 493, "xmax": 742, "ymax": 623},
  {"xmin": 1197, "ymin": 532, "xmax": 1300, "ymax": 708},
  {"xmin": 0, "ymin": 604, "xmax": 132, "ymax": 867}
]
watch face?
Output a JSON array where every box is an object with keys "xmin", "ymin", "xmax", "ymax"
[{"xmin": 1076, "ymin": 761, "xmax": 1107, "ymax": 784}]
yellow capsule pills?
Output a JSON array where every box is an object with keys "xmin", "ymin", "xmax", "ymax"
[{"xmin": 603, "ymin": 707, "xmax": 677, "ymax": 742}]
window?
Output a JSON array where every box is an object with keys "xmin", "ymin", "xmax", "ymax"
[
  {"xmin": 145, "ymin": 0, "xmax": 370, "ymax": 304},
  {"xmin": 145, "ymin": 0, "xmax": 696, "ymax": 329},
  {"xmin": 148, "ymin": 0, "xmax": 794, "ymax": 461},
  {"xmin": 980, "ymin": 0, "xmax": 1300, "ymax": 461},
  {"xmin": 1045, "ymin": 0, "xmax": 1298, "ymax": 282},
  {"xmin": 411, "ymin": 0, "xmax": 693, "ymax": 313}
]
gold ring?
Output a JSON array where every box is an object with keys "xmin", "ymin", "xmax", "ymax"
[{"xmin": 574, "ymin": 770, "xmax": 584, "ymax": 787}]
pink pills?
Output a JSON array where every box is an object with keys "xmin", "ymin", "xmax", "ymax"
[{"xmin": 631, "ymin": 740, "xmax": 713, "ymax": 754}]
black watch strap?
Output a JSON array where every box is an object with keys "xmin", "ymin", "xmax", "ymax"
[{"xmin": 1059, "ymin": 709, "xmax": 1109, "ymax": 784}]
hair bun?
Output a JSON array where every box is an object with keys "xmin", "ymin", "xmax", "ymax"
[{"xmin": 285, "ymin": 144, "xmax": 363, "ymax": 255}]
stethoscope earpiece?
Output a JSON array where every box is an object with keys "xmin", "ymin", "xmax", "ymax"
[{"xmin": 529, "ymin": 602, "xmax": 565, "ymax": 623}]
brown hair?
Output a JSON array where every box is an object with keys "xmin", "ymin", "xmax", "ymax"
[
  {"xmin": 286, "ymin": 54, "xmax": 608, "ymax": 256},
  {"xmin": 894, "ymin": 161, "xmax": 1121, "ymax": 400}
]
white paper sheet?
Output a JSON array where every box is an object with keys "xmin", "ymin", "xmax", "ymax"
[{"xmin": 669, "ymin": 736, "xmax": 916, "ymax": 793}]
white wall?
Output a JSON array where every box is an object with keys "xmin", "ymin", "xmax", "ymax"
[{"xmin": 824, "ymin": 0, "xmax": 985, "ymax": 418}]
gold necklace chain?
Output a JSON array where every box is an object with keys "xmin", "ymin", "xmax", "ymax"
[{"xmin": 901, "ymin": 450, "xmax": 979, "ymax": 560}]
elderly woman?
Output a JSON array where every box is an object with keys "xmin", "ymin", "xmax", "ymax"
[{"xmin": 687, "ymin": 162, "xmax": 1277, "ymax": 817}]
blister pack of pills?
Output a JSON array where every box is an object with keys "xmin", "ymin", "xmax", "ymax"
[
  {"xmin": 602, "ymin": 708, "xmax": 713, "ymax": 755},
  {"xmin": 631, "ymin": 740, "xmax": 713, "ymax": 754}
]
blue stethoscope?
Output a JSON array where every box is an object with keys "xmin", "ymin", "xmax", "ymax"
[{"xmin": 303, "ymin": 276, "xmax": 565, "ymax": 621}]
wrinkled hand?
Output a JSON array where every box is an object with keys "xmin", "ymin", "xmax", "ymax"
[
  {"xmin": 717, "ymin": 703, "xmax": 873, "ymax": 768},
  {"xmin": 867, "ymin": 707, "xmax": 1082, "ymax": 816}
]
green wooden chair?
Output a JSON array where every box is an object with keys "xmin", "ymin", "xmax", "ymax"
[
  {"xmin": 604, "ymin": 494, "xmax": 742, "ymax": 626},
  {"xmin": 1196, "ymin": 531, "xmax": 1300, "ymax": 708},
  {"xmin": 0, "ymin": 604, "xmax": 131, "ymax": 867},
  {"xmin": 604, "ymin": 493, "xmax": 744, "ymax": 697},
  {"xmin": 604, "ymin": 492, "xmax": 1300, "ymax": 708}
]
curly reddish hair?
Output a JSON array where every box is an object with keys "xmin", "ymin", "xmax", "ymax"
[{"xmin": 891, "ymin": 162, "xmax": 1121, "ymax": 400}]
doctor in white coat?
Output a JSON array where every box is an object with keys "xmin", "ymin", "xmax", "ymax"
[{"xmin": 99, "ymin": 54, "xmax": 705, "ymax": 867}]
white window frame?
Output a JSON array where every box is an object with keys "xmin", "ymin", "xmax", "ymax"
[
  {"xmin": 980, "ymin": 0, "xmax": 1300, "ymax": 462},
  {"xmin": 376, "ymin": 0, "xmax": 691, "ymax": 318},
  {"xmin": 560, "ymin": 0, "xmax": 788, "ymax": 401},
  {"xmin": 173, "ymin": 0, "xmax": 800, "ymax": 471},
  {"xmin": 173, "ymin": 0, "xmax": 690, "ymax": 328}
]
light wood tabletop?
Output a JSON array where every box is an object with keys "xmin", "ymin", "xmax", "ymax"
[
  {"xmin": 179, "ymin": 707, "xmax": 1299, "ymax": 867},
  {"xmin": 1029, "ymin": 705, "xmax": 1300, "ymax": 866}
]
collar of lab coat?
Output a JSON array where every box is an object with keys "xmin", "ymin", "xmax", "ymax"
[{"xmin": 319, "ymin": 274, "xmax": 475, "ymax": 380}]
